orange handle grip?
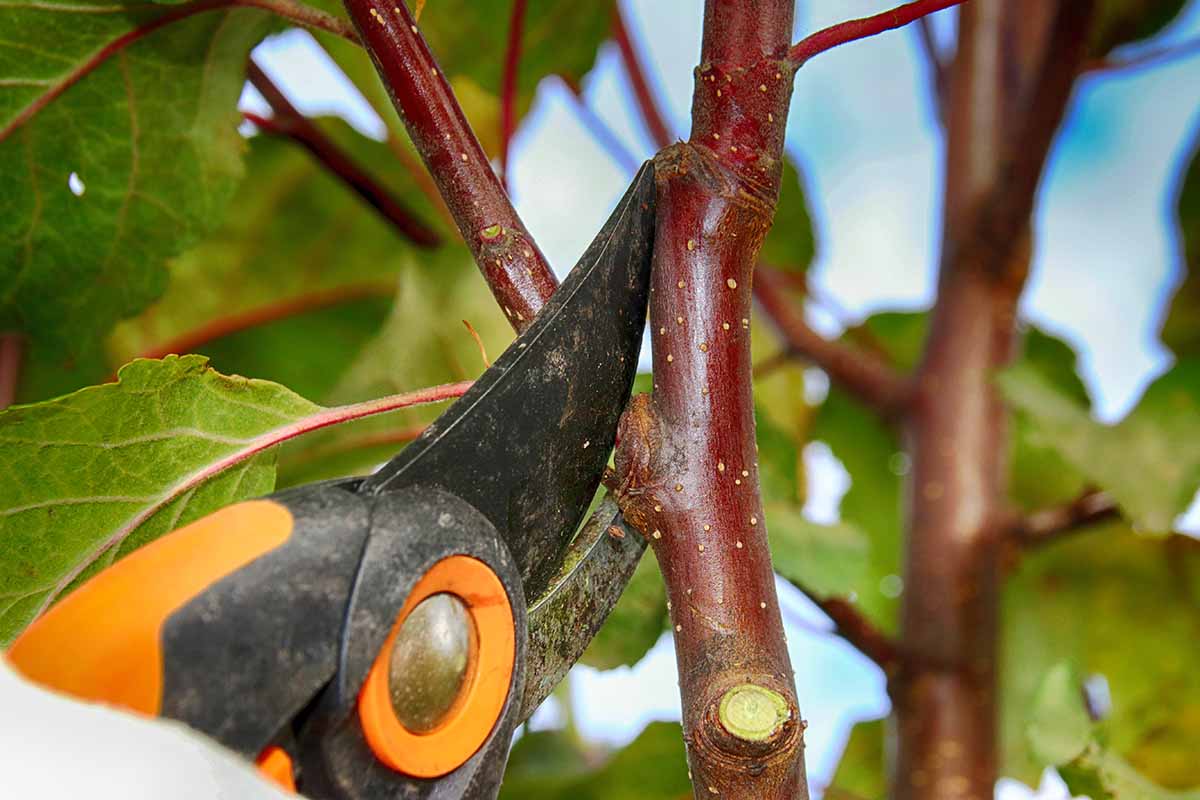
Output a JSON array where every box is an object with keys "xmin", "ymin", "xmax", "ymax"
[{"xmin": 7, "ymin": 501, "xmax": 297, "ymax": 790}]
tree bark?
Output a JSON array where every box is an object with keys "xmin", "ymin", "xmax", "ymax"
[
  {"xmin": 613, "ymin": 2, "xmax": 808, "ymax": 798},
  {"xmin": 894, "ymin": 3, "xmax": 1094, "ymax": 798}
]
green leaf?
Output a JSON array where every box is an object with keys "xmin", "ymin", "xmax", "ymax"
[
  {"xmin": 0, "ymin": 355, "xmax": 320, "ymax": 646},
  {"xmin": 761, "ymin": 158, "xmax": 816, "ymax": 273},
  {"xmin": 108, "ymin": 121, "xmax": 434, "ymax": 401},
  {"xmin": 0, "ymin": 3, "xmax": 275, "ymax": 402},
  {"xmin": 999, "ymin": 359, "xmax": 1200, "ymax": 534},
  {"xmin": 403, "ymin": 0, "xmax": 609, "ymax": 127},
  {"xmin": 1026, "ymin": 663, "xmax": 1093, "ymax": 766},
  {"xmin": 809, "ymin": 385, "xmax": 904, "ymax": 630},
  {"xmin": 502, "ymin": 729, "xmax": 590, "ymax": 788},
  {"xmin": 829, "ymin": 719, "xmax": 887, "ymax": 800},
  {"xmin": 1161, "ymin": 130, "xmax": 1200, "ymax": 357},
  {"xmin": 757, "ymin": 402, "xmax": 804, "ymax": 506},
  {"xmin": 580, "ymin": 549, "xmax": 668, "ymax": 671},
  {"xmin": 1091, "ymin": 0, "xmax": 1188, "ymax": 54},
  {"xmin": 311, "ymin": 0, "xmax": 609, "ymax": 154},
  {"xmin": 843, "ymin": 311, "xmax": 927, "ymax": 372},
  {"xmin": 1027, "ymin": 665, "xmax": 1200, "ymax": 799},
  {"xmin": 753, "ymin": 358, "xmax": 870, "ymax": 607},
  {"xmin": 767, "ymin": 504, "xmax": 870, "ymax": 601},
  {"xmin": 499, "ymin": 722, "xmax": 692, "ymax": 799},
  {"xmin": 1004, "ymin": 525, "xmax": 1200, "ymax": 787},
  {"xmin": 276, "ymin": 251, "xmax": 511, "ymax": 487},
  {"xmin": 186, "ymin": 295, "xmax": 393, "ymax": 401},
  {"xmin": 1009, "ymin": 328, "xmax": 1091, "ymax": 510}
]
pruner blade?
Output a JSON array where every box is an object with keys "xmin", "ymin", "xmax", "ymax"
[{"xmin": 361, "ymin": 161, "xmax": 656, "ymax": 603}]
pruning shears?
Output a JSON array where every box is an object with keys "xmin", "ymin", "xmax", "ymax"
[{"xmin": 7, "ymin": 162, "xmax": 657, "ymax": 799}]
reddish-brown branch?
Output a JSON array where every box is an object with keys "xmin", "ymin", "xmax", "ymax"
[
  {"xmin": 611, "ymin": 2, "xmax": 808, "ymax": 797},
  {"xmin": 916, "ymin": 15, "xmax": 948, "ymax": 124},
  {"xmin": 811, "ymin": 595, "xmax": 899, "ymax": 672},
  {"xmin": 894, "ymin": 4, "xmax": 1096, "ymax": 799},
  {"xmin": 562, "ymin": 83, "xmax": 642, "ymax": 174},
  {"xmin": 754, "ymin": 267, "xmax": 910, "ymax": 416},
  {"xmin": 499, "ymin": 0, "xmax": 528, "ymax": 191},
  {"xmin": 967, "ymin": 3, "xmax": 1096, "ymax": 268},
  {"xmin": 787, "ymin": 0, "xmax": 967, "ymax": 66},
  {"xmin": 0, "ymin": 334, "xmax": 24, "ymax": 410},
  {"xmin": 342, "ymin": 0, "xmax": 556, "ymax": 332},
  {"xmin": 245, "ymin": 61, "xmax": 441, "ymax": 248},
  {"xmin": 1016, "ymin": 489, "xmax": 1119, "ymax": 546},
  {"xmin": 613, "ymin": 3, "xmax": 674, "ymax": 149},
  {"xmin": 134, "ymin": 284, "xmax": 392, "ymax": 362},
  {"xmin": 0, "ymin": 0, "xmax": 357, "ymax": 144}
]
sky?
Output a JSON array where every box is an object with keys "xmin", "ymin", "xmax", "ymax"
[{"xmin": 245, "ymin": 0, "xmax": 1200, "ymax": 794}]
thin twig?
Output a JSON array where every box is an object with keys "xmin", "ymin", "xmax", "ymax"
[
  {"xmin": 342, "ymin": 0, "xmax": 557, "ymax": 331},
  {"xmin": 561, "ymin": 81, "xmax": 642, "ymax": 174},
  {"xmin": 246, "ymin": 60, "xmax": 442, "ymax": 248},
  {"xmin": 0, "ymin": 334, "xmax": 24, "ymax": 410},
  {"xmin": 1085, "ymin": 36, "xmax": 1200, "ymax": 75},
  {"xmin": 461, "ymin": 319, "xmax": 492, "ymax": 368},
  {"xmin": 915, "ymin": 14, "xmax": 948, "ymax": 124},
  {"xmin": 788, "ymin": 0, "xmax": 967, "ymax": 66},
  {"xmin": 134, "ymin": 284, "xmax": 393, "ymax": 362},
  {"xmin": 0, "ymin": 0, "xmax": 357, "ymax": 144},
  {"xmin": 499, "ymin": 0, "xmax": 528, "ymax": 191},
  {"xmin": 1016, "ymin": 489, "xmax": 1119, "ymax": 546},
  {"xmin": 816, "ymin": 596, "xmax": 900, "ymax": 672},
  {"xmin": 754, "ymin": 267, "xmax": 910, "ymax": 416},
  {"xmin": 612, "ymin": 3, "xmax": 673, "ymax": 149}
]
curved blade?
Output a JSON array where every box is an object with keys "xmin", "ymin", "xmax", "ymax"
[
  {"xmin": 360, "ymin": 161, "xmax": 655, "ymax": 600},
  {"xmin": 518, "ymin": 497, "xmax": 644, "ymax": 722}
]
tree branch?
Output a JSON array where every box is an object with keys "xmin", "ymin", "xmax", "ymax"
[
  {"xmin": 341, "ymin": 0, "xmax": 557, "ymax": 331},
  {"xmin": 895, "ymin": 4, "xmax": 1097, "ymax": 798},
  {"xmin": 1016, "ymin": 489, "xmax": 1119, "ymax": 547},
  {"xmin": 0, "ymin": 0, "xmax": 357, "ymax": 144},
  {"xmin": 612, "ymin": 3, "xmax": 674, "ymax": 150},
  {"xmin": 966, "ymin": 2, "xmax": 1096, "ymax": 268},
  {"xmin": 247, "ymin": 60, "xmax": 442, "ymax": 248},
  {"xmin": 915, "ymin": 15, "xmax": 948, "ymax": 125},
  {"xmin": 787, "ymin": 0, "xmax": 967, "ymax": 66},
  {"xmin": 806, "ymin": 592, "xmax": 899, "ymax": 672},
  {"xmin": 561, "ymin": 82, "xmax": 641, "ymax": 174},
  {"xmin": 499, "ymin": 0, "xmax": 528, "ymax": 190},
  {"xmin": 612, "ymin": 2, "xmax": 810, "ymax": 796},
  {"xmin": 0, "ymin": 334, "xmax": 24, "ymax": 410},
  {"xmin": 754, "ymin": 267, "xmax": 910, "ymax": 416},
  {"xmin": 134, "ymin": 284, "xmax": 393, "ymax": 362}
]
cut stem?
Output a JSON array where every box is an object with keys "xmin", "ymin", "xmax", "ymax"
[
  {"xmin": 612, "ymin": 2, "xmax": 808, "ymax": 796},
  {"xmin": 788, "ymin": 0, "xmax": 966, "ymax": 66}
]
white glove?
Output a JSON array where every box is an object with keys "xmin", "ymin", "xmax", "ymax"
[{"xmin": 0, "ymin": 657, "xmax": 297, "ymax": 799}]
